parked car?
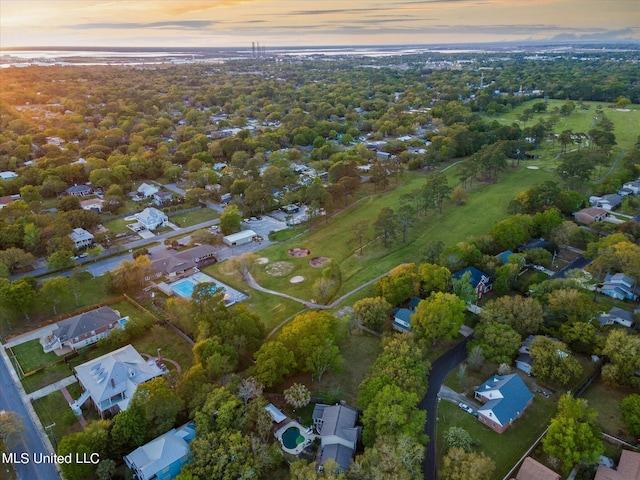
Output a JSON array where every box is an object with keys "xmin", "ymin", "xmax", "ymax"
[{"xmin": 458, "ymin": 402, "xmax": 474, "ymax": 414}]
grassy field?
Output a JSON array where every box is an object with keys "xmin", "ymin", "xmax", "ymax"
[
  {"xmin": 436, "ymin": 396, "xmax": 557, "ymax": 479},
  {"xmin": 32, "ymin": 389, "xmax": 85, "ymax": 446},
  {"xmin": 103, "ymin": 217, "xmax": 130, "ymax": 234},
  {"xmin": 580, "ymin": 379, "xmax": 635, "ymax": 442},
  {"xmin": 168, "ymin": 207, "xmax": 218, "ymax": 227},
  {"xmin": 10, "ymin": 339, "xmax": 61, "ymax": 374},
  {"xmin": 244, "ymin": 165, "xmax": 552, "ymax": 305}
]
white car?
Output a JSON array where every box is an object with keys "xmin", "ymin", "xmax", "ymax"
[{"xmin": 458, "ymin": 402, "xmax": 474, "ymax": 414}]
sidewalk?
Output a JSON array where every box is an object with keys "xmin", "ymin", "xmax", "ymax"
[{"xmin": 28, "ymin": 375, "xmax": 77, "ymax": 401}]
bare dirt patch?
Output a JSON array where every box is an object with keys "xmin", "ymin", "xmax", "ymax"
[
  {"xmin": 290, "ymin": 276, "xmax": 305, "ymax": 284},
  {"xmin": 309, "ymin": 256, "xmax": 331, "ymax": 268},
  {"xmin": 265, "ymin": 261, "xmax": 295, "ymax": 277},
  {"xmin": 287, "ymin": 247, "xmax": 311, "ymax": 257}
]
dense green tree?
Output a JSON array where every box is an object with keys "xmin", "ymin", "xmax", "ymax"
[
  {"xmin": 620, "ymin": 394, "xmax": 640, "ymax": 437},
  {"xmin": 193, "ymin": 336, "xmax": 239, "ymax": 380},
  {"xmin": 374, "ymin": 263, "xmax": 418, "ymax": 305},
  {"xmin": 219, "ymin": 203, "xmax": 242, "ymax": 235},
  {"xmin": 601, "ymin": 330, "xmax": 640, "ymax": 388},
  {"xmin": 352, "ymin": 434, "xmax": 424, "ymax": 480},
  {"xmin": 40, "ymin": 276, "xmax": 71, "ymax": 315},
  {"xmin": 491, "ymin": 214, "xmax": 534, "ymax": 251},
  {"xmin": 0, "ymin": 247, "xmax": 35, "ymax": 273},
  {"xmin": 0, "ymin": 410, "xmax": 25, "ymax": 450},
  {"xmin": 57, "ymin": 420, "xmax": 110, "ymax": 480},
  {"xmin": 284, "ymin": 383, "xmax": 311, "ymax": 409},
  {"xmin": 530, "ymin": 336, "xmax": 583, "ymax": 386},
  {"xmin": 443, "ymin": 427, "xmax": 473, "ymax": 452},
  {"xmin": 543, "ymin": 395, "xmax": 603, "ymax": 474},
  {"xmin": 440, "ymin": 447, "xmax": 495, "ymax": 480},
  {"xmin": 253, "ymin": 341, "xmax": 296, "ymax": 387},
  {"xmin": 411, "ymin": 292, "xmax": 466, "ymax": 345},
  {"xmin": 417, "ymin": 263, "xmax": 451, "ymax": 296},
  {"xmin": 472, "ymin": 323, "xmax": 521, "ymax": 365},
  {"xmin": 480, "ymin": 295, "xmax": 543, "ymax": 336},
  {"xmin": 353, "ymin": 296, "xmax": 392, "ymax": 332}
]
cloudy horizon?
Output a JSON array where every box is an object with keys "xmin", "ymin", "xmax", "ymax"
[{"xmin": 1, "ymin": 0, "xmax": 638, "ymax": 49}]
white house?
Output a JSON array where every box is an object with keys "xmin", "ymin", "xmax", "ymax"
[
  {"xmin": 135, "ymin": 207, "xmax": 168, "ymax": 230},
  {"xmin": 73, "ymin": 344, "xmax": 166, "ymax": 417},
  {"xmin": 0, "ymin": 171, "xmax": 18, "ymax": 180},
  {"xmin": 621, "ymin": 180, "xmax": 640, "ymax": 195},
  {"xmin": 80, "ymin": 198, "xmax": 104, "ymax": 213},
  {"xmin": 41, "ymin": 306, "xmax": 127, "ymax": 353},
  {"xmin": 222, "ymin": 230, "xmax": 257, "ymax": 246},
  {"xmin": 136, "ymin": 183, "xmax": 159, "ymax": 199},
  {"xmin": 69, "ymin": 227, "xmax": 94, "ymax": 249},
  {"xmin": 598, "ymin": 307, "xmax": 635, "ymax": 328}
]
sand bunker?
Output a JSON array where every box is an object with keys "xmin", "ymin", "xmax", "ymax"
[
  {"xmin": 309, "ymin": 256, "xmax": 331, "ymax": 267},
  {"xmin": 527, "ymin": 166, "xmax": 539, "ymax": 170},
  {"xmin": 287, "ymin": 248, "xmax": 311, "ymax": 257},
  {"xmin": 265, "ymin": 261, "xmax": 295, "ymax": 277},
  {"xmin": 290, "ymin": 276, "xmax": 305, "ymax": 284},
  {"xmin": 254, "ymin": 257, "xmax": 269, "ymax": 265}
]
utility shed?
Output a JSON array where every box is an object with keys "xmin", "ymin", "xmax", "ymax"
[{"xmin": 223, "ymin": 229, "xmax": 257, "ymax": 246}]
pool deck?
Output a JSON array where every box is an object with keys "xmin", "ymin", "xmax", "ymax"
[{"xmin": 274, "ymin": 420, "xmax": 318, "ymax": 455}]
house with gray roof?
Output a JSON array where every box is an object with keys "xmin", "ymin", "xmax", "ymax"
[
  {"xmin": 73, "ymin": 344, "xmax": 166, "ymax": 417},
  {"xmin": 601, "ymin": 273, "xmax": 639, "ymax": 301},
  {"xmin": 148, "ymin": 245, "xmax": 217, "ymax": 279},
  {"xmin": 69, "ymin": 227, "xmax": 94, "ymax": 249},
  {"xmin": 42, "ymin": 306, "xmax": 127, "ymax": 353},
  {"xmin": 135, "ymin": 207, "xmax": 168, "ymax": 230},
  {"xmin": 124, "ymin": 422, "xmax": 196, "ymax": 480},
  {"xmin": 312, "ymin": 404, "xmax": 361, "ymax": 471},
  {"xmin": 599, "ymin": 307, "xmax": 635, "ymax": 328},
  {"xmin": 474, "ymin": 374, "xmax": 533, "ymax": 434},
  {"xmin": 65, "ymin": 184, "xmax": 92, "ymax": 196}
]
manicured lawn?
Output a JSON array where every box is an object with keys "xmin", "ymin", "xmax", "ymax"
[
  {"xmin": 103, "ymin": 217, "xmax": 130, "ymax": 234},
  {"xmin": 436, "ymin": 396, "xmax": 557, "ymax": 479},
  {"xmin": 247, "ymin": 165, "xmax": 553, "ymax": 304},
  {"xmin": 168, "ymin": 207, "xmax": 218, "ymax": 227},
  {"xmin": 32, "ymin": 389, "xmax": 83, "ymax": 445},
  {"xmin": 131, "ymin": 324, "xmax": 195, "ymax": 372},
  {"xmin": 203, "ymin": 263, "xmax": 304, "ymax": 333},
  {"xmin": 10, "ymin": 339, "xmax": 61, "ymax": 374},
  {"xmin": 580, "ymin": 378, "xmax": 635, "ymax": 442}
]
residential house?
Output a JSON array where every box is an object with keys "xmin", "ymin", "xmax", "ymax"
[
  {"xmin": 135, "ymin": 207, "xmax": 168, "ymax": 230},
  {"xmin": 516, "ymin": 457, "xmax": 560, "ymax": 480},
  {"xmin": 312, "ymin": 404, "xmax": 361, "ymax": 471},
  {"xmin": 148, "ymin": 245, "xmax": 217, "ymax": 279},
  {"xmin": 595, "ymin": 449, "xmax": 640, "ymax": 480},
  {"xmin": 0, "ymin": 171, "xmax": 18, "ymax": 180},
  {"xmin": 621, "ymin": 180, "xmax": 640, "ymax": 195},
  {"xmin": 152, "ymin": 191, "xmax": 173, "ymax": 206},
  {"xmin": 65, "ymin": 184, "xmax": 92, "ymax": 197},
  {"xmin": 515, "ymin": 353, "xmax": 534, "ymax": 375},
  {"xmin": 42, "ymin": 306, "xmax": 127, "ymax": 353},
  {"xmin": 599, "ymin": 307, "xmax": 635, "ymax": 328},
  {"xmin": 73, "ymin": 344, "xmax": 166, "ymax": 417},
  {"xmin": 69, "ymin": 227, "xmax": 94, "ymax": 249},
  {"xmin": 474, "ymin": 374, "xmax": 533, "ymax": 434},
  {"xmin": 392, "ymin": 308, "xmax": 413, "ymax": 334},
  {"xmin": 574, "ymin": 207, "xmax": 608, "ymax": 224},
  {"xmin": 0, "ymin": 194, "xmax": 20, "ymax": 209},
  {"xmin": 495, "ymin": 250, "xmax": 514, "ymax": 264},
  {"xmin": 80, "ymin": 198, "xmax": 103, "ymax": 213},
  {"xmin": 135, "ymin": 183, "xmax": 159, "ymax": 200},
  {"xmin": 124, "ymin": 422, "xmax": 196, "ymax": 480},
  {"xmin": 452, "ymin": 266, "xmax": 493, "ymax": 299},
  {"xmin": 601, "ymin": 272, "xmax": 638, "ymax": 301},
  {"xmin": 590, "ymin": 194, "xmax": 622, "ymax": 211},
  {"xmin": 519, "ymin": 238, "xmax": 551, "ymax": 252}
]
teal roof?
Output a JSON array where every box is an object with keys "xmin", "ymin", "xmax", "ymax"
[
  {"xmin": 495, "ymin": 251, "xmax": 514, "ymax": 264},
  {"xmin": 452, "ymin": 266, "xmax": 491, "ymax": 287}
]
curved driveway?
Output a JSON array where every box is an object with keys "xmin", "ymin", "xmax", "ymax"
[{"xmin": 420, "ymin": 338, "xmax": 471, "ymax": 480}]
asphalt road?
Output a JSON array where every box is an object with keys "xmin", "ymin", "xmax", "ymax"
[
  {"xmin": 420, "ymin": 338, "xmax": 471, "ymax": 480},
  {"xmin": 0, "ymin": 354, "xmax": 60, "ymax": 480}
]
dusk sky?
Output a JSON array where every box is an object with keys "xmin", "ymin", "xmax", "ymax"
[{"xmin": 1, "ymin": 0, "xmax": 638, "ymax": 48}]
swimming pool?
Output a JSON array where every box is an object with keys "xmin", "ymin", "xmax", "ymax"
[
  {"xmin": 281, "ymin": 426, "xmax": 305, "ymax": 450},
  {"xmin": 171, "ymin": 279, "xmax": 197, "ymax": 298}
]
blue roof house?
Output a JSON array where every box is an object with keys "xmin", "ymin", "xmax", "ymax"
[
  {"xmin": 452, "ymin": 266, "xmax": 493, "ymax": 299},
  {"xmin": 393, "ymin": 308, "xmax": 413, "ymax": 334},
  {"xmin": 124, "ymin": 422, "xmax": 196, "ymax": 480},
  {"xmin": 474, "ymin": 374, "xmax": 533, "ymax": 434},
  {"xmin": 495, "ymin": 250, "xmax": 514, "ymax": 264}
]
